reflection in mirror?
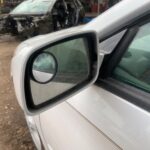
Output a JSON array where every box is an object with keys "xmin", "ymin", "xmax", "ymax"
[
  {"xmin": 30, "ymin": 37, "xmax": 90, "ymax": 106},
  {"xmin": 32, "ymin": 53, "xmax": 57, "ymax": 83}
]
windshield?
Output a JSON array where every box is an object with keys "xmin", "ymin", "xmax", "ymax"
[{"xmin": 11, "ymin": 0, "xmax": 56, "ymax": 15}]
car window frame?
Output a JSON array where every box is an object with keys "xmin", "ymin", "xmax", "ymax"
[{"xmin": 97, "ymin": 14, "xmax": 150, "ymax": 112}]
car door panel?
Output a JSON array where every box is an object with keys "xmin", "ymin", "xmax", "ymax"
[
  {"xmin": 40, "ymin": 101, "xmax": 121, "ymax": 150},
  {"xmin": 67, "ymin": 85, "xmax": 150, "ymax": 150}
]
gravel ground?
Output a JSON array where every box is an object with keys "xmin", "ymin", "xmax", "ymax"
[{"xmin": 0, "ymin": 35, "xmax": 36, "ymax": 150}]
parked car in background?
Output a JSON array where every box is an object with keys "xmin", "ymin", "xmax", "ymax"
[
  {"xmin": 0, "ymin": 0, "xmax": 85, "ymax": 38},
  {"xmin": 11, "ymin": 0, "xmax": 150, "ymax": 150}
]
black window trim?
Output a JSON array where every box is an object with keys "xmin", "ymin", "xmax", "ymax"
[
  {"xmin": 97, "ymin": 78, "xmax": 150, "ymax": 112},
  {"xmin": 97, "ymin": 14, "xmax": 150, "ymax": 112}
]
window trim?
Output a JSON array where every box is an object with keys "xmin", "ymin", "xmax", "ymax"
[
  {"xmin": 97, "ymin": 14, "xmax": 150, "ymax": 112},
  {"xmin": 97, "ymin": 78, "xmax": 150, "ymax": 112},
  {"xmin": 99, "ymin": 26, "xmax": 139, "ymax": 78}
]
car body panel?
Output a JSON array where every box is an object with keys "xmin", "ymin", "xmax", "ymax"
[
  {"xmin": 38, "ymin": 84, "xmax": 150, "ymax": 150},
  {"xmin": 67, "ymin": 85, "xmax": 150, "ymax": 150},
  {"xmin": 39, "ymin": 101, "xmax": 121, "ymax": 150}
]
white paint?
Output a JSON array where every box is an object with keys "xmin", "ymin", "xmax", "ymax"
[{"xmin": 11, "ymin": 0, "xmax": 150, "ymax": 149}]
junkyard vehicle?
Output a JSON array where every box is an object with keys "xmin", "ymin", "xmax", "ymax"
[
  {"xmin": 0, "ymin": 0, "xmax": 85, "ymax": 38},
  {"xmin": 11, "ymin": 0, "xmax": 150, "ymax": 149}
]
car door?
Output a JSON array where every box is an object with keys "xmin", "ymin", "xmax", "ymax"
[
  {"xmin": 39, "ymin": 7, "xmax": 150, "ymax": 150},
  {"xmin": 66, "ymin": 14, "xmax": 150, "ymax": 150}
]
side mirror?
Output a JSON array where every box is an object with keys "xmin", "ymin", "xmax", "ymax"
[
  {"xmin": 32, "ymin": 52, "xmax": 57, "ymax": 83},
  {"xmin": 12, "ymin": 31, "xmax": 100, "ymax": 114}
]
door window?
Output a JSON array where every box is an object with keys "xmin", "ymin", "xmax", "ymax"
[{"xmin": 113, "ymin": 23, "xmax": 150, "ymax": 93}]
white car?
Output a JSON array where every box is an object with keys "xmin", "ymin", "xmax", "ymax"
[{"xmin": 11, "ymin": 0, "xmax": 150, "ymax": 150}]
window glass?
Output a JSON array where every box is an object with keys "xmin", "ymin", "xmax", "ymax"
[
  {"xmin": 113, "ymin": 23, "xmax": 150, "ymax": 93},
  {"xmin": 11, "ymin": 0, "xmax": 55, "ymax": 14}
]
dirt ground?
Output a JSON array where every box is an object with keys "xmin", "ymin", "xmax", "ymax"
[{"xmin": 0, "ymin": 35, "xmax": 36, "ymax": 150}]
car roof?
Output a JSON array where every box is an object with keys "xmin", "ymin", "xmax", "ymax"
[{"xmin": 84, "ymin": 0, "xmax": 150, "ymax": 40}]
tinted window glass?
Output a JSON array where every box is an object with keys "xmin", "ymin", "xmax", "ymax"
[{"xmin": 113, "ymin": 23, "xmax": 150, "ymax": 93}]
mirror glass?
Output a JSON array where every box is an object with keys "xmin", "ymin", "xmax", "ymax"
[
  {"xmin": 32, "ymin": 53, "xmax": 57, "ymax": 83},
  {"xmin": 29, "ymin": 37, "xmax": 91, "ymax": 106}
]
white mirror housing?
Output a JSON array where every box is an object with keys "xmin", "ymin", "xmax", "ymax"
[{"xmin": 11, "ymin": 27, "xmax": 101, "ymax": 115}]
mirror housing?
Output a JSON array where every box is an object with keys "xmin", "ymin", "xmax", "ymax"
[{"xmin": 12, "ymin": 29, "xmax": 101, "ymax": 115}]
